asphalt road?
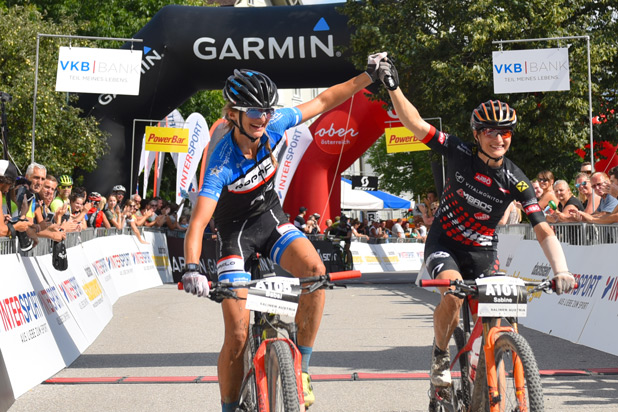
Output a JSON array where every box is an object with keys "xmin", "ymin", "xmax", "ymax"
[{"xmin": 8, "ymin": 273, "xmax": 618, "ymax": 411}]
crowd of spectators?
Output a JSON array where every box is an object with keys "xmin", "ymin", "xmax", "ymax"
[
  {"xmin": 291, "ymin": 205, "xmax": 428, "ymax": 245},
  {"xmin": 1, "ymin": 160, "xmax": 191, "ymax": 251},
  {"xmin": 5, "ymin": 159, "xmax": 616, "ymax": 254}
]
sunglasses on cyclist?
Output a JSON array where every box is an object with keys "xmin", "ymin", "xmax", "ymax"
[
  {"xmin": 575, "ymin": 181, "xmax": 588, "ymax": 189},
  {"xmin": 482, "ymin": 128, "xmax": 513, "ymax": 139},
  {"xmin": 60, "ymin": 185, "xmax": 72, "ymax": 189},
  {"xmin": 234, "ymin": 107, "xmax": 275, "ymax": 120},
  {"xmin": 537, "ymin": 178, "xmax": 550, "ymax": 183}
]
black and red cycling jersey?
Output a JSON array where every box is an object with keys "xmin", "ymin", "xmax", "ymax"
[{"xmin": 421, "ymin": 125, "xmax": 545, "ymax": 251}]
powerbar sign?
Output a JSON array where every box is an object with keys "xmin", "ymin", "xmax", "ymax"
[
  {"xmin": 492, "ymin": 48, "xmax": 570, "ymax": 94},
  {"xmin": 56, "ymin": 47, "xmax": 142, "ymax": 95},
  {"xmin": 385, "ymin": 126, "xmax": 429, "ymax": 153},
  {"xmin": 145, "ymin": 126, "xmax": 189, "ymax": 153}
]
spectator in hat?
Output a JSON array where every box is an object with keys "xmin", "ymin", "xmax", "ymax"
[
  {"xmin": 294, "ymin": 206, "xmax": 308, "ymax": 231},
  {"xmin": 112, "ymin": 184, "xmax": 127, "ymax": 208},
  {"xmin": 50, "ymin": 175, "xmax": 73, "ymax": 216}
]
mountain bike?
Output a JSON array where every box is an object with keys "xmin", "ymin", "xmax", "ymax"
[
  {"xmin": 180, "ymin": 256, "xmax": 361, "ymax": 412},
  {"xmin": 420, "ymin": 275, "xmax": 574, "ymax": 412}
]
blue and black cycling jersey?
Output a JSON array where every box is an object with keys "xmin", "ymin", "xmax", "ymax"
[
  {"xmin": 421, "ymin": 125, "xmax": 545, "ymax": 251},
  {"xmin": 199, "ymin": 107, "xmax": 302, "ymax": 227}
]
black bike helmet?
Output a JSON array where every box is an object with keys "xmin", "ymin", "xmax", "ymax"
[
  {"xmin": 470, "ymin": 100, "xmax": 517, "ymax": 130},
  {"xmin": 223, "ymin": 69, "xmax": 278, "ymax": 108}
]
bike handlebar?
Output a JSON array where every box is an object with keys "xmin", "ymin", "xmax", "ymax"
[
  {"xmin": 177, "ymin": 270, "xmax": 362, "ymax": 295},
  {"xmin": 419, "ymin": 278, "xmax": 578, "ymax": 294}
]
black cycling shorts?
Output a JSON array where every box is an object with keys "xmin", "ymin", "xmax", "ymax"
[
  {"xmin": 424, "ymin": 235, "xmax": 500, "ymax": 280},
  {"xmin": 216, "ymin": 208, "xmax": 306, "ymax": 282}
]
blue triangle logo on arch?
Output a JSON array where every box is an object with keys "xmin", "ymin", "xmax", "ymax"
[
  {"xmin": 313, "ymin": 17, "xmax": 330, "ymax": 32},
  {"xmin": 143, "ymin": 46, "xmax": 151, "ymax": 55}
]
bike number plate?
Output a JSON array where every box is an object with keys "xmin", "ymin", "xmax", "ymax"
[
  {"xmin": 476, "ymin": 276, "xmax": 527, "ymax": 318},
  {"xmin": 245, "ymin": 277, "xmax": 301, "ymax": 317}
]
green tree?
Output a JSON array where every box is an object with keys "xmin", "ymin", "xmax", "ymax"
[
  {"xmin": 0, "ymin": 5, "xmax": 108, "ymax": 175},
  {"xmin": 342, "ymin": 0, "xmax": 617, "ymax": 194}
]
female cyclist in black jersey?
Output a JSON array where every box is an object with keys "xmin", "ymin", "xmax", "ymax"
[
  {"xmin": 375, "ymin": 56, "xmax": 576, "ymax": 388},
  {"xmin": 182, "ymin": 55, "xmax": 383, "ymax": 411}
]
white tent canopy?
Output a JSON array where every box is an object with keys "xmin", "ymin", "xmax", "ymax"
[{"xmin": 340, "ymin": 178, "xmax": 411, "ymax": 210}]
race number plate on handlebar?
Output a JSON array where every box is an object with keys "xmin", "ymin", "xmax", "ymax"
[
  {"xmin": 245, "ymin": 277, "xmax": 301, "ymax": 317},
  {"xmin": 476, "ymin": 276, "xmax": 527, "ymax": 318}
]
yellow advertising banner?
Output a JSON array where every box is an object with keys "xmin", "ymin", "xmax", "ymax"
[
  {"xmin": 384, "ymin": 126, "xmax": 429, "ymax": 153},
  {"xmin": 144, "ymin": 126, "xmax": 189, "ymax": 153}
]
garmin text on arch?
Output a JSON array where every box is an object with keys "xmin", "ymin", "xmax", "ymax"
[{"xmin": 193, "ymin": 35, "xmax": 336, "ymax": 61}]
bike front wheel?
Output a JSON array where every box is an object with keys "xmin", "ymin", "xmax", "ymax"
[
  {"xmin": 266, "ymin": 340, "xmax": 301, "ymax": 412},
  {"xmin": 493, "ymin": 332, "xmax": 544, "ymax": 412}
]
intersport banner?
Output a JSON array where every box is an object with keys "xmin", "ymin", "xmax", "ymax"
[
  {"xmin": 273, "ymin": 124, "xmax": 313, "ymax": 205},
  {"xmin": 36, "ymin": 247, "xmax": 113, "ymax": 346},
  {"xmin": 0, "ymin": 255, "xmax": 66, "ymax": 398},
  {"xmin": 176, "ymin": 113, "xmax": 209, "ymax": 204}
]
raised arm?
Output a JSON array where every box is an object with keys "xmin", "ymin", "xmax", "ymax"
[{"xmin": 296, "ymin": 72, "xmax": 372, "ymax": 123}]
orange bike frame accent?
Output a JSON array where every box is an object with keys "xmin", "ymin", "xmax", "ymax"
[
  {"xmin": 252, "ymin": 337, "xmax": 305, "ymax": 412},
  {"xmin": 483, "ymin": 325, "xmax": 528, "ymax": 412}
]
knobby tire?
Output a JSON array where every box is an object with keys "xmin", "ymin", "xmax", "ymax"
[
  {"xmin": 266, "ymin": 340, "xmax": 300, "ymax": 412},
  {"xmin": 493, "ymin": 332, "xmax": 544, "ymax": 412}
]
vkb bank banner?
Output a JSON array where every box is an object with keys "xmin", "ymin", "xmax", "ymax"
[
  {"xmin": 56, "ymin": 47, "xmax": 142, "ymax": 95},
  {"xmin": 492, "ymin": 48, "xmax": 570, "ymax": 94}
]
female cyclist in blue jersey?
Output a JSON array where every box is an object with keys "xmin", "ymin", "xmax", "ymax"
[
  {"xmin": 182, "ymin": 57, "xmax": 382, "ymax": 411},
  {"xmin": 374, "ymin": 57, "xmax": 576, "ymax": 388}
]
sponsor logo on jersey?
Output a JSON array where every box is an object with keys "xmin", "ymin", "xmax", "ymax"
[
  {"xmin": 505, "ymin": 169, "xmax": 520, "ymax": 185},
  {"xmin": 524, "ymin": 204, "xmax": 542, "ymax": 214},
  {"xmin": 474, "ymin": 212, "xmax": 491, "ymax": 220},
  {"xmin": 229, "ymin": 161, "xmax": 275, "ymax": 193},
  {"xmin": 456, "ymin": 188, "xmax": 493, "ymax": 213},
  {"xmin": 455, "ymin": 171, "xmax": 465, "ymax": 183},
  {"xmin": 457, "ymin": 143, "xmax": 472, "ymax": 156},
  {"xmin": 438, "ymin": 132, "xmax": 446, "ymax": 145},
  {"xmin": 217, "ymin": 256, "xmax": 244, "ymax": 274},
  {"xmin": 474, "ymin": 173, "xmax": 492, "ymax": 187},
  {"xmin": 516, "ymin": 181, "xmax": 529, "ymax": 192},
  {"xmin": 426, "ymin": 251, "xmax": 450, "ymax": 266}
]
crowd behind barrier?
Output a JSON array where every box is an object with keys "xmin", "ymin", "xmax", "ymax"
[{"xmin": 496, "ymin": 222, "xmax": 618, "ymax": 245}]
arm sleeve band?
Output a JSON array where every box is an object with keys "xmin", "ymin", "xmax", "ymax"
[{"xmin": 539, "ymin": 235, "xmax": 569, "ymax": 275}]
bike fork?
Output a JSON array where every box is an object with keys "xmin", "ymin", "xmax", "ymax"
[{"xmin": 484, "ymin": 325, "xmax": 526, "ymax": 412}]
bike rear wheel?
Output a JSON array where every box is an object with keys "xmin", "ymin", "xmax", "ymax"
[
  {"xmin": 493, "ymin": 332, "xmax": 544, "ymax": 412},
  {"xmin": 266, "ymin": 340, "xmax": 301, "ymax": 412}
]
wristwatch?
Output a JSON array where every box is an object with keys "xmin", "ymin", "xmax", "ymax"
[{"xmin": 185, "ymin": 263, "xmax": 200, "ymax": 272}]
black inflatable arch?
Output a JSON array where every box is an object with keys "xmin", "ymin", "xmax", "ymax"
[{"xmin": 77, "ymin": 4, "xmax": 357, "ymax": 193}]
